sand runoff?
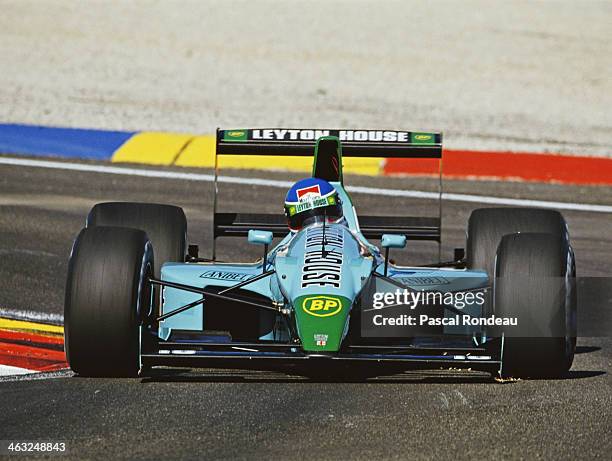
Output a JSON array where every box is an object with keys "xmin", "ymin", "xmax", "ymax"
[{"xmin": 0, "ymin": 0, "xmax": 610, "ymax": 156}]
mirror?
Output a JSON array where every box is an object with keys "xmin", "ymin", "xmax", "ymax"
[
  {"xmin": 248, "ymin": 229, "xmax": 273, "ymax": 246},
  {"xmin": 381, "ymin": 234, "xmax": 406, "ymax": 249}
]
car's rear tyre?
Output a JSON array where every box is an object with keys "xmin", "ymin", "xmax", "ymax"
[
  {"xmin": 466, "ymin": 207, "xmax": 568, "ymax": 277},
  {"xmin": 87, "ymin": 202, "xmax": 187, "ymax": 279},
  {"xmin": 495, "ymin": 232, "xmax": 576, "ymax": 378},
  {"xmin": 87, "ymin": 202, "xmax": 187, "ymax": 320},
  {"xmin": 64, "ymin": 226, "xmax": 153, "ymax": 377}
]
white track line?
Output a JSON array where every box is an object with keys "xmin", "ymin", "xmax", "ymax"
[
  {"xmin": 0, "ymin": 364, "xmax": 35, "ymax": 376},
  {"xmin": 1, "ymin": 156, "xmax": 611, "ymax": 213},
  {"xmin": 0, "ymin": 369, "xmax": 72, "ymax": 382},
  {"xmin": 0, "ymin": 307, "xmax": 63, "ymax": 324}
]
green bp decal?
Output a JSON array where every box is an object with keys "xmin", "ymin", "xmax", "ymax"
[
  {"xmin": 224, "ymin": 130, "xmax": 248, "ymax": 141},
  {"xmin": 302, "ymin": 295, "xmax": 343, "ymax": 317},
  {"xmin": 293, "ymin": 294, "xmax": 351, "ymax": 351},
  {"xmin": 410, "ymin": 132, "xmax": 435, "ymax": 144}
]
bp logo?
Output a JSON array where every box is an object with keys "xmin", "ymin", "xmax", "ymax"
[
  {"xmin": 411, "ymin": 132, "xmax": 434, "ymax": 144},
  {"xmin": 302, "ymin": 296, "xmax": 343, "ymax": 317},
  {"xmin": 224, "ymin": 130, "xmax": 247, "ymax": 141}
]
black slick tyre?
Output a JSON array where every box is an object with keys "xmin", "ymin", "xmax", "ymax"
[
  {"xmin": 86, "ymin": 202, "xmax": 186, "ymax": 279},
  {"xmin": 494, "ymin": 232, "xmax": 576, "ymax": 378},
  {"xmin": 64, "ymin": 226, "xmax": 153, "ymax": 377},
  {"xmin": 86, "ymin": 202, "xmax": 187, "ymax": 320},
  {"xmin": 466, "ymin": 207, "xmax": 568, "ymax": 277}
]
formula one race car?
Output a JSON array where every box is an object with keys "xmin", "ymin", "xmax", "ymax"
[{"xmin": 64, "ymin": 128, "xmax": 577, "ymax": 379}]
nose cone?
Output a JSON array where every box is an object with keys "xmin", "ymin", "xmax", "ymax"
[
  {"xmin": 293, "ymin": 293, "xmax": 351, "ymax": 351},
  {"xmin": 275, "ymin": 223, "xmax": 373, "ymax": 352}
]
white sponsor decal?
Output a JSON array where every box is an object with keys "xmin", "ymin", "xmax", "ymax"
[
  {"xmin": 301, "ymin": 227, "xmax": 344, "ymax": 288},
  {"xmin": 296, "ymin": 184, "xmax": 321, "ymax": 201},
  {"xmin": 398, "ymin": 276, "xmax": 451, "ymax": 286},
  {"xmin": 338, "ymin": 130, "xmax": 409, "ymax": 142},
  {"xmin": 252, "ymin": 129, "xmax": 331, "ymax": 140},
  {"xmin": 251, "ymin": 129, "xmax": 410, "ymax": 142},
  {"xmin": 199, "ymin": 270, "xmax": 253, "ymax": 282}
]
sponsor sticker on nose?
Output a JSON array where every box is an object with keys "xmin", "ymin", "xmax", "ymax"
[{"xmin": 302, "ymin": 296, "xmax": 342, "ymax": 317}]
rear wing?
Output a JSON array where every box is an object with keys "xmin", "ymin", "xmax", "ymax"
[
  {"xmin": 215, "ymin": 213, "xmax": 440, "ymax": 241},
  {"xmin": 217, "ymin": 128, "xmax": 442, "ymax": 158},
  {"xmin": 212, "ymin": 128, "xmax": 443, "ymax": 260}
]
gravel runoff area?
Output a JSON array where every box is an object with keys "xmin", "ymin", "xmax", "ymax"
[{"xmin": 0, "ymin": 0, "xmax": 610, "ymax": 156}]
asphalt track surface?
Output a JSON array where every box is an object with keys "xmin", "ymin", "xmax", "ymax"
[{"xmin": 1, "ymin": 157, "xmax": 611, "ymax": 459}]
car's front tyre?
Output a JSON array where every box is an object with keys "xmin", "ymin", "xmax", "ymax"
[
  {"xmin": 494, "ymin": 232, "xmax": 576, "ymax": 378},
  {"xmin": 64, "ymin": 226, "xmax": 153, "ymax": 377}
]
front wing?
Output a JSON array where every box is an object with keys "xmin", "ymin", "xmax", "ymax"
[{"xmin": 141, "ymin": 337, "xmax": 503, "ymax": 374}]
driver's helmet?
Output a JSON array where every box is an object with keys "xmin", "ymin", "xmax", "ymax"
[{"xmin": 284, "ymin": 178, "xmax": 343, "ymax": 231}]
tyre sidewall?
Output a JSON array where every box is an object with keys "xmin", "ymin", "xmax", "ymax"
[{"xmin": 64, "ymin": 227, "xmax": 153, "ymax": 377}]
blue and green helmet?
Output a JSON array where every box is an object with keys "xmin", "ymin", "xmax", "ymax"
[{"xmin": 284, "ymin": 178, "xmax": 343, "ymax": 231}]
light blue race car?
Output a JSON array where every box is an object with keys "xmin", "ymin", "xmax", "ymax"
[{"xmin": 64, "ymin": 128, "xmax": 577, "ymax": 379}]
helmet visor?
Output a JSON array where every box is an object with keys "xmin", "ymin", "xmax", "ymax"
[{"xmin": 285, "ymin": 196, "xmax": 342, "ymax": 230}]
